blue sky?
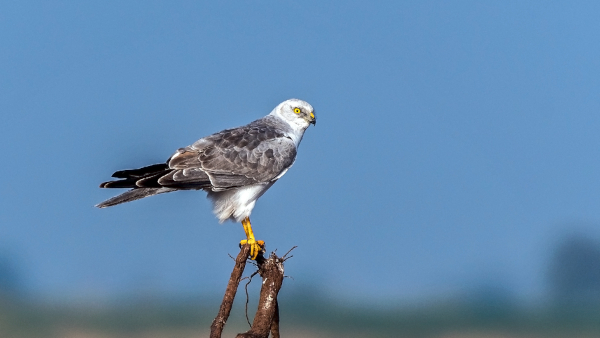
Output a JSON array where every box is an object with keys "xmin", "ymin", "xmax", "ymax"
[{"xmin": 1, "ymin": 1, "xmax": 600, "ymax": 304}]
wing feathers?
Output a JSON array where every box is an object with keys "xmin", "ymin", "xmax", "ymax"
[
  {"xmin": 135, "ymin": 171, "xmax": 170, "ymax": 188},
  {"xmin": 157, "ymin": 168, "xmax": 211, "ymax": 187},
  {"xmin": 98, "ymin": 119, "xmax": 298, "ymax": 207},
  {"xmin": 112, "ymin": 163, "xmax": 169, "ymax": 178},
  {"xmin": 100, "ymin": 179, "xmax": 137, "ymax": 188},
  {"xmin": 168, "ymin": 149, "xmax": 202, "ymax": 169}
]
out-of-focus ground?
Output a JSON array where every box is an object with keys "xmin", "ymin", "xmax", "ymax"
[
  {"xmin": 1, "ymin": 234, "xmax": 600, "ymax": 337},
  {"xmin": 2, "ymin": 294, "xmax": 599, "ymax": 338}
]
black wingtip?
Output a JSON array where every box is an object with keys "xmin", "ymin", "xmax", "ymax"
[
  {"xmin": 111, "ymin": 163, "xmax": 170, "ymax": 178},
  {"xmin": 99, "ymin": 179, "xmax": 138, "ymax": 189}
]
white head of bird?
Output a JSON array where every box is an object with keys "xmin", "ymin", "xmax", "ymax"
[{"xmin": 269, "ymin": 98, "xmax": 316, "ymax": 130}]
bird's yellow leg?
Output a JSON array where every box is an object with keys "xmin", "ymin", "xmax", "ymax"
[{"xmin": 240, "ymin": 217, "xmax": 264, "ymax": 260}]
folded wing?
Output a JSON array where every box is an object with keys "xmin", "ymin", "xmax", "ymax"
[{"xmin": 97, "ymin": 124, "xmax": 297, "ymax": 207}]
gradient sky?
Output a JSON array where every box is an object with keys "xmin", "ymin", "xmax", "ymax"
[{"xmin": 1, "ymin": 1, "xmax": 600, "ymax": 305}]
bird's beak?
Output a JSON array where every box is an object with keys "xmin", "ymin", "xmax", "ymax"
[{"xmin": 310, "ymin": 112, "xmax": 316, "ymax": 126}]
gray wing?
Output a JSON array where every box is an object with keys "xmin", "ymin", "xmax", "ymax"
[
  {"xmin": 99, "ymin": 123, "xmax": 297, "ymax": 192},
  {"xmin": 97, "ymin": 121, "xmax": 297, "ymax": 208},
  {"xmin": 160, "ymin": 125, "xmax": 297, "ymax": 190}
]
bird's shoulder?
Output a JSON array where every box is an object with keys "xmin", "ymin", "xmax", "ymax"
[
  {"xmin": 168, "ymin": 116, "xmax": 297, "ymax": 174},
  {"xmin": 205, "ymin": 117, "xmax": 292, "ymax": 147}
]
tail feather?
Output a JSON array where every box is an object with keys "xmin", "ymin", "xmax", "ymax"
[
  {"xmin": 95, "ymin": 187, "xmax": 176, "ymax": 208},
  {"xmin": 97, "ymin": 162, "xmax": 209, "ymax": 208}
]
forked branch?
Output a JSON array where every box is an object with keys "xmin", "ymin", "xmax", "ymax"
[{"xmin": 210, "ymin": 245, "xmax": 287, "ymax": 338}]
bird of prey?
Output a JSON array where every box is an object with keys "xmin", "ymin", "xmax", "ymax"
[{"xmin": 96, "ymin": 99, "xmax": 316, "ymax": 260}]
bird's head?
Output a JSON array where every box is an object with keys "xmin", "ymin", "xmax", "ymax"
[{"xmin": 271, "ymin": 99, "xmax": 316, "ymax": 129}]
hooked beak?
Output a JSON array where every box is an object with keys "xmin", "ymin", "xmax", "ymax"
[{"xmin": 310, "ymin": 112, "xmax": 316, "ymax": 126}]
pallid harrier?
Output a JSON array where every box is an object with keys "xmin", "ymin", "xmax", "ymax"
[{"xmin": 96, "ymin": 99, "xmax": 316, "ymax": 259}]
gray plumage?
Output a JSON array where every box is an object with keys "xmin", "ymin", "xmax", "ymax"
[
  {"xmin": 97, "ymin": 99, "xmax": 316, "ymax": 223},
  {"xmin": 96, "ymin": 187, "xmax": 177, "ymax": 207}
]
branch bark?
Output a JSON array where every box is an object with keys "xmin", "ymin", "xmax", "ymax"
[
  {"xmin": 210, "ymin": 245, "xmax": 286, "ymax": 338},
  {"xmin": 269, "ymin": 299, "xmax": 280, "ymax": 338},
  {"xmin": 236, "ymin": 253, "xmax": 285, "ymax": 338},
  {"xmin": 210, "ymin": 244, "xmax": 251, "ymax": 338}
]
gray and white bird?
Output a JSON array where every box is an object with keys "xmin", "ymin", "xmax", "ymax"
[{"xmin": 97, "ymin": 99, "xmax": 316, "ymax": 259}]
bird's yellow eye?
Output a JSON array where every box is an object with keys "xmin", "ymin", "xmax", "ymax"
[{"xmin": 293, "ymin": 108, "xmax": 301, "ymax": 114}]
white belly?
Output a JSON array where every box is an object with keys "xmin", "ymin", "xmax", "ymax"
[{"xmin": 206, "ymin": 182, "xmax": 275, "ymax": 223}]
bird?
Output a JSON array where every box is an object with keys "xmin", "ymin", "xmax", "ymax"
[{"xmin": 96, "ymin": 99, "xmax": 316, "ymax": 260}]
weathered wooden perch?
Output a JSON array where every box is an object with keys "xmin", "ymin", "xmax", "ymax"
[
  {"xmin": 210, "ymin": 245, "xmax": 251, "ymax": 338},
  {"xmin": 210, "ymin": 244, "xmax": 287, "ymax": 338}
]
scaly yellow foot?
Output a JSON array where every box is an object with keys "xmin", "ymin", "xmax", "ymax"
[
  {"xmin": 240, "ymin": 238, "xmax": 265, "ymax": 260},
  {"xmin": 240, "ymin": 217, "xmax": 265, "ymax": 260}
]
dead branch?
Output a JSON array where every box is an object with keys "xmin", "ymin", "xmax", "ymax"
[
  {"xmin": 210, "ymin": 244, "xmax": 251, "ymax": 338},
  {"xmin": 210, "ymin": 245, "xmax": 287, "ymax": 338},
  {"xmin": 236, "ymin": 252, "xmax": 285, "ymax": 338},
  {"xmin": 270, "ymin": 299, "xmax": 280, "ymax": 338}
]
